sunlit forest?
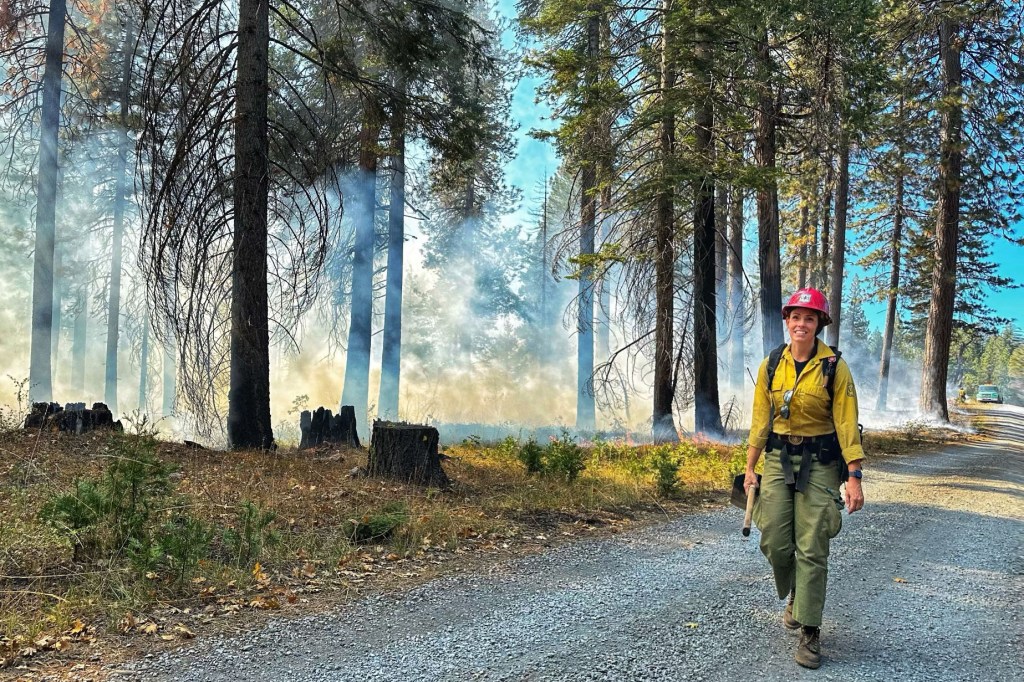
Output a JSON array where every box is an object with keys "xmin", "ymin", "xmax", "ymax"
[{"xmin": 1, "ymin": 0, "xmax": 1022, "ymax": 447}]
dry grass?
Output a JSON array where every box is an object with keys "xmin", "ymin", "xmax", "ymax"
[
  {"xmin": 0, "ymin": 426, "xmax": 746, "ymax": 676},
  {"xmin": 0, "ymin": 417, "xmax": 954, "ymax": 678}
]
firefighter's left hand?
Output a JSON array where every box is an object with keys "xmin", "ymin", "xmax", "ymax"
[{"xmin": 844, "ymin": 478, "xmax": 864, "ymax": 514}]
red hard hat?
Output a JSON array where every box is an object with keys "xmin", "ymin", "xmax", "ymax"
[{"xmin": 782, "ymin": 287, "xmax": 832, "ymax": 327}]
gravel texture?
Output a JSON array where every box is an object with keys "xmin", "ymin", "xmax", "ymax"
[{"xmin": 113, "ymin": 407, "xmax": 1024, "ymax": 682}]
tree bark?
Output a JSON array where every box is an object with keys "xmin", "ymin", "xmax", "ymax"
[
  {"xmin": 138, "ymin": 312, "xmax": 150, "ymax": 412},
  {"xmin": 29, "ymin": 0, "xmax": 68, "ymax": 403},
  {"xmin": 692, "ymin": 29, "xmax": 722, "ymax": 435},
  {"xmin": 715, "ymin": 183, "xmax": 728, "ymax": 344},
  {"xmin": 227, "ymin": 0, "xmax": 273, "ymax": 449},
  {"xmin": 920, "ymin": 20, "xmax": 963, "ymax": 422},
  {"xmin": 817, "ymin": 162, "xmax": 833, "ymax": 290},
  {"xmin": 378, "ymin": 75, "xmax": 406, "ymax": 420},
  {"xmin": 71, "ymin": 287, "xmax": 86, "ymax": 396},
  {"xmin": 877, "ymin": 96, "xmax": 906, "ymax": 411},
  {"xmin": 576, "ymin": 8, "xmax": 600, "ymax": 433},
  {"xmin": 341, "ymin": 101, "xmax": 381, "ymax": 434},
  {"xmin": 368, "ymin": 421, "xmax": 448, "ymax": 487},
  {"xmin": 798, "ymin": 199, "xmax": 809, "ymax": 288},
  {"xmin": 826, "ymin": 132, "xmax": 850, "ymax": 347},
  {"xmin": 876, "ymin": 156, "xmax": 904, "ymax": 411},
  {"xmin": 728, "ymin": 187, "xmax": 745, "ymax": 391},
  {"xmin": 104, "ymin": 19, "xmax": 134, "ymax": 415},
  {"xmin": 162, "ymin": 333, "xmax": 176, "ymax": 417},
  {"xmin": 652, "ymin": 0, "xmax": 677, "ymax": 443},
  {"xmin": 754, "ymin": 29, "xmax": 783, "ymax": 355}
]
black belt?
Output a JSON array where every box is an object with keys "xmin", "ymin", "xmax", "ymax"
[{"xmin": 767, "ymin": 432, "xmax": 835, "ymax": 493}]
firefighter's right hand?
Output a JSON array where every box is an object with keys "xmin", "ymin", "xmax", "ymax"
[{"xmin": 744, "ymin": 470, "xmax": 759, "ymax": 493}]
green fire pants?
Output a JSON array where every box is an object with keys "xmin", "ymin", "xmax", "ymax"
[{"xmin": 754, "ymin": 447, "xmax": 843, "ymax": 628}]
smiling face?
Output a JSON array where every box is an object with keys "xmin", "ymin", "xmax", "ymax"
[{"xmin": 785, "ymin": 307, "xmax": 821, "ymax": 342}]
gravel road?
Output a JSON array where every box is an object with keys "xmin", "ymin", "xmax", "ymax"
[{"xmin": 115, "ymin": 407, "xmax": 1024, "ymax": 682}]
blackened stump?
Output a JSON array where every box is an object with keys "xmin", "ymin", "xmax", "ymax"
[
  {"xmin": 368, "ymin": 420, "xmax": 449, "ymax": 487},
  {"xmin": 299, "ymin": 406, "xmax": 360, "ymax": 449}
]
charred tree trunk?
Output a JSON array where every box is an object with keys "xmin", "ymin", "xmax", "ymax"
[
  {"xmin": 378, "ymin": 75, "xmax": 406, "ymax": 420},
  {"xmin": 652, "ymin": 0, "xmax": 678, "ymax": 443},
  {"xmin": 692, "ymin": 30, "xmax": 722, "ymax": 436},
  {"xmin": 877, "ymin": 100, "xmax": 906, "ymax": 411},
  {"xmin": 826, "ymin": 132, "xmax": 850, "ymax": 347},
  {"xmin": 576, "ymin": 8, "xmax": 600, "ymax": 433},
  {"xmin": 29, "ymin": 0, "xmax": 68, "ymax": 402},
  {"xmin": 227, "ymin": 0, "xmax": 273, "ymax": 449},
  {"xmin": 921, "ymin": 20, "xmax": 963, "ymax": 422},
  {"xmin": 104, "ymin": 19, "xmax": 135, "ymax": 415},
  {"xmin": 300, "ymin": 405, "xmax": 360, "ymax": 449},
  {"xmin": 754, "ymin": 29, "xmax": 783, "ymax": 355},
  {"xmin": 341, "ymin": 101, "xmax": 381, "ymax": 434},
  {"xmin": 728, "ymin": 187, "xmax": 745, "ymax": 391},
  {"xmin": 368, "ymin": 421, "xmax": 448, "ymax": 487}
]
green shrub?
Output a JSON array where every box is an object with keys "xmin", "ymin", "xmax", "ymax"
[
  {"xmin": 156, "ymin": 516, "xmax": 214, "ymax": 582},
  {"xmin": 222, "ymin": 500, "xmax": 279, "ymax": 568},
  {"xmin": 545, "ymin": 432, "xmax": 586, "ymax": 483},
  {"xmin": 345, "ymin": 502, "xmax": 409, "ymax": 544},
  {"xmin": 39, "ymin": 434, "xmax": 176, "ymax": 568},
  {"xmin": 517, "ymin": 437, "xmax": 545, "ymax": 474},
  {"xmin": 649, "ymin": 447, "xmax": 682, "ymax": 497}
]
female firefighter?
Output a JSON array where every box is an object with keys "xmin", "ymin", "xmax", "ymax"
[{"xmin": 743, "ymin": 287, "xmax": 865, "ymax": 669}]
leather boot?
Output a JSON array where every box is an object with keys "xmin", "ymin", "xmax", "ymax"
[
  {"xmin": 783, "ymin": 590, "xmax": 800, "ymax": 630},
  {"xmin": 795, "ymin": 626, "xmax": 821, "ymax": 669}
]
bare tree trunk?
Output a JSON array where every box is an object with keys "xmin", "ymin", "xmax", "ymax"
[
  {"xmin": 755, "ymin": 30, "xmax": 783, "ymax": 355},
  {"xmin": 728, "ymin": 187, "xmax": 745, "ymax": 390},
  {"xmin": 798, "ymin": 199, "xmax": 809, "ymax": 288},
  {"xmin": 920, "ymin": 20, "xmax": 963, "ymax": 422},
  {"xmin": 162, "ymin": 332, "xmax": 176, "ymax": 417},
  {"xmin": 341, "ymin": 102, "xmax": 381, "ymax": 432},
  {"xmin": 876, "ymin": 153, "xmax": 904, "ymax": 411},
  {"xmin": 71, "ymin": 287, "xmax": 87, "ymax": 396},
  {"xmin": 715, "ymin": 185, "xmax": 728, "ymax": 345},
  {"xmin": 818, "ymin": 162, "xmax": 833, "ymax": 290},
  {"xmin": 29, "ymin": 0, "xmax": 68, "ymax": 402},
  {"xmin": 227, "ymin": 0, "xmax": 273, "ymax": 449},
  {"xmin": 877, "ymin": 96, "xmax": 907, "ymax": 411},
  {"xmin": 138, "ymin": 313, "xmax": 150, "ymax": 413},
  {"xmin": 378, "ymin": 76, "xmax": 406, "ymax": 420},
  {"xmin": 595, "ymin": 12, "xmax": 613, "ymax": 361},
  {"xmin": 576, "ymin": 8, "xmax": 600, "ymax": 433},
  {"xmin": 652, "ymin": 0, "xmax": 677, "ymax": 443},
  {"xmin": 104, "ymin": 19, "xmax": 135, "ymax": 416},
  {"xmin": 692, "ymin": 29, "xmax": 722, "ymax": 435},
  {"xmin": 596, "ymin": 188, "xmax": 613, "ymax": 359},
  {"xmin": 826, "ymin": 132, "xmax": 850, "ymax": 347},
  {"xmin": 51, "ymin": 243, "xmax": 62, "ymax": 377}
]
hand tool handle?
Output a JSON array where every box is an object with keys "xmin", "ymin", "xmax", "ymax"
[{"xmin": 742, "ymin": 484, "xmax": 757, "ymax": 537}]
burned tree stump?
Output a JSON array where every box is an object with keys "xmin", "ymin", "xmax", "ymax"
[
  {"xmin": 24, "ymin": 402, "xmax": 123, "ymax": 433},
  {"xmin": 299, "ymin": 406, "xmax": 360, "ymax": 449},
  {"xmin": 368, "ymin": 420, "xmax": 449, "ymax": 487}
]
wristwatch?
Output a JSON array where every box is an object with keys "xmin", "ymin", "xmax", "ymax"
[{"xmin": 849, "ymin": 469, "xmax": 863, "ymax": 480}]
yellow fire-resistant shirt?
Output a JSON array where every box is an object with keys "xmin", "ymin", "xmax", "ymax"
[{"xmin": 748, "ymin": 339, "xmax": 865, "ymax": 464}]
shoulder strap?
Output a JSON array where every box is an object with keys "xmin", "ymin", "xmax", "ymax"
[
  {"xmin": 822, "ymin": 345, "xmax": 843, "ymax": 401},
  {"xmin": 765, "ymin": 343, "xmax": 787, "ymax": 390}
]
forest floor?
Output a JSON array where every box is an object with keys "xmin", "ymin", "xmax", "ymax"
[{"xmin": 0, "ymin": 410, "xmax": 975, "ymax": 681}]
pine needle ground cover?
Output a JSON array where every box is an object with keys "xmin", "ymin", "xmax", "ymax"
[{"xmin": 0, "ymin": 422, "xmax": 951, "ymax": 676}]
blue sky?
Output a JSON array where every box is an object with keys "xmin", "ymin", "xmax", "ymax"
[{"xmin": 496, "ymin": 1, "xmax": 1023, "ymax": 333}]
